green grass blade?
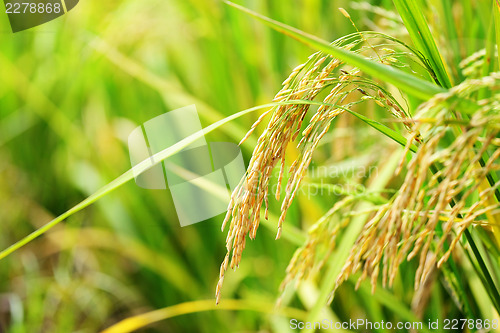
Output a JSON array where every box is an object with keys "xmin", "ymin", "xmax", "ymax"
[
  {"xmin": 224, "ymin": 1, "xmax": 445, "ymax": 101},
  {"xmin": 495, "ymin": 0, "xmax": 500, "ymax": 67},
  {"xmin": 0, "ymin": 104, "xmax": 269, "ymax": 260},
  {"xmin": 342, "ymin": 108, "xmax": 418, "ymax": 153},
  {"xmin": 393, "ymin": 0, "xmax": 453, "ymax": 88},
  {"xmin": 101, "ymin": 299, "xmax": 309, "ymax": 333},
  {"xmin": 224, "ymin": 1, "xmax": 483, "ymax": 115}
]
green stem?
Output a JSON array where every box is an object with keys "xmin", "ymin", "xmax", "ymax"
[{"xmin": 463, "ymin": 229, "xmax": 500, "ymax": 312}]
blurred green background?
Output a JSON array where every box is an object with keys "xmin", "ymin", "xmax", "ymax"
[{"xmin": 0, "ymin": 0, "xmax": 493, "ymax": 332}]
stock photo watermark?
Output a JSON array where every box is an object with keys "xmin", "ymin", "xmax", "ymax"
[
  {"xmin": 290, "ymin": 318, "xmax": 499, "ymax": 331},
  {"xmin": 128, "ymin": 105, "xmax": 246, "ymax": 227},
  {"xmin": 2, "ymin": 0, "xmax": 79, "ymax": 32},
  {"xmin": 127, "ymin": 105, "xmax": 380, "ymax": 227}
]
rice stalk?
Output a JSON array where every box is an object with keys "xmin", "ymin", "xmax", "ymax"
[
  {"xmin": 216, "ymin": 32, "xmax": 430, "ymax": 304},
  {"xmin": 334, "ymin": 72, "xmax": 500, "ymax": 295}
]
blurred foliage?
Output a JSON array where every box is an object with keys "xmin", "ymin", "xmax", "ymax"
[{"xmin": 0, "ymin": 0, "xmax": 498, "ymax": 332}]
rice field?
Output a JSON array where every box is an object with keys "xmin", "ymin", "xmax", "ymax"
[{"xmin": 0, "ymin": 0, "xmax": 499, "ymax": 332}]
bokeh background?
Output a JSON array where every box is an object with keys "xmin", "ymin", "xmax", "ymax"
[{"xmin": 0, "ymin": 0, "xmax": 494, "ymax": 332}]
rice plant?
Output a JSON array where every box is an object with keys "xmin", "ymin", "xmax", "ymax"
[
  {"xmin": 216, "ymin": 0, "xmax": 500, "ymax": 328},
  {"xmin": 1, "ymin": 0, "xmax": 500, "ymax": 332}
]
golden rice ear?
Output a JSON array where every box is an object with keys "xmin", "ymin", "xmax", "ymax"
[
  {"xmin": 216, "ymin": 31, "xmax": 450, "ymax": 304},
  {"xmin": 334, "ymin": 74, "xmax": 500, "ymax": 295}
]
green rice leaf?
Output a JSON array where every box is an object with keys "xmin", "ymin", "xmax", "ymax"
[
  {"xmin": 495, "ymin": 0, "xmax": 500, "ymax": 68},
  {"xmin": 393, "ymin": 0, "xmax": 453, "ymax": 88},
  {"xmin": 224, "ymin": 1, "xmax": 445, "ymax": 101}
]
